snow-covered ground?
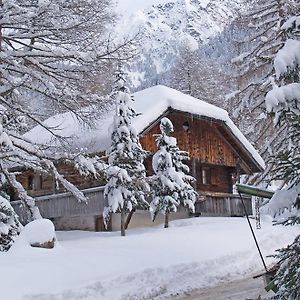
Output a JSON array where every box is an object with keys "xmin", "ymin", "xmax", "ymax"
[{"xmin": 1, "ymin": 217, "xmax": 299, "ymax": 300}]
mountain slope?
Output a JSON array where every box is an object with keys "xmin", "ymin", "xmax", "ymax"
[{"xmin": 114, "ymin": 0, "xmax": 247, "ymax": 87}]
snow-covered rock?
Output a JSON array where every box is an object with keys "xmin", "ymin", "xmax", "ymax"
[{"xmin": 12, "ymin": 219, "xmax": 56, "ymax": 251}]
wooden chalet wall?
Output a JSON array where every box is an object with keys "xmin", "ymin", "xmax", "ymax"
[
  {"xmin": 141, "ymin": 112, "xmax": 238, "ymax": 166},
  {"xmin": 140, "ymin": 111, "xmax": 241, "ymax": 194},
  {"xmin": 16, "ymin": 161, "xmax": 105, "ymax": 197},
  {"xmin": 16, "ymin": 111, "xmax": 254, "ymax": 198}
]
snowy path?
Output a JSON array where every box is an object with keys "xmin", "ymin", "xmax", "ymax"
[
  {"xmin": 174, "ymin": 275, "xmax": 270, "ymax": 300},
  {"xmin": 1, "ymin": 217, "xmax": 298, "ymax": 300}
]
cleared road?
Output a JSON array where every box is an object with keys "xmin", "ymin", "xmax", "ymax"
[{"xmin": 173, "ymin": 276, "xmax": 273, "ymax": 300}]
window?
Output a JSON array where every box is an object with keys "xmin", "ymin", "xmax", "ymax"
[
  {"xmin": 27, "ymin": 174, "xmax": 43, "ymax": 191},
  {"xmin": 201, "ymin": 167, "xmax": 211, "ymax": 185},
  {"xmin": 28, "ymin": 175, "xmax": 34, "ymax": 190}
]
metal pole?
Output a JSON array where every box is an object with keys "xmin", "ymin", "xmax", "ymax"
[{"xmin": 238, "ymin": 192, "xmax": 268, "ymax": 272}]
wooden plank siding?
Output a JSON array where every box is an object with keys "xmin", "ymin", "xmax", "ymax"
[
  {"xmin": 195, "ymin": 163, "xmax": 234, "ymax": 194},
  {"xmin": 140, "ymin": 111, "xmax": 238, "ymax": 167},
  {"xmin": 194, "ymin": 194, "xmax": 252, "ymax": 217},
  {"xmin": 11, "ymin": 187, "xmax": 252, "ymax": 225},
  {"xmin": 16, "ymin": 161, "xmax": 106, "ymax": 197},
  {"xmin": 12, "ymin": 186, "xmax": 106, "ymax": 224},
  {"xmin": 140, "ymin": 111, "xmax": 241, "ymax": 194}
]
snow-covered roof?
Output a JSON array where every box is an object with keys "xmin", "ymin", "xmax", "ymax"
[{"xmin": 25, "ymin": 85, "xmax": 265, "ymax": 170}]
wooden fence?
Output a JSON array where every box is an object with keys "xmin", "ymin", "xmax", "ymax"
[
  {"xmin": 194, "ymin": 194, "xmax": 252, "ymax": 217},
  {"xmin": 11, "ymin": 188, "xmax": 253, "ymax": 224},
  {"xmin": 11, "ymin": 186, "xmax": 106, "ymax": 224}
]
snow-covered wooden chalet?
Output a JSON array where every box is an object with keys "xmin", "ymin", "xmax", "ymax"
[{"xmin": 13, "ymin": 85, "xmax": 264, "ymax": 231}]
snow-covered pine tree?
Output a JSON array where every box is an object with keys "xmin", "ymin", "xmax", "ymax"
[
  {"xmin": 169, "ymin": 138, "xmax": 197, "ymax": 214},
  {"xmin": 230, "ymin": 0, "xmax": 300, "ymax": 186},
  {"xmin": 0, "ymin": 192, "xmax": 22, "ymax": 252},
  {"xmin": 103, "ymin": 67, "xmax": 150, "ymax": 236},
  {"xmin": 262, "ymin": 15, "xmax": 300, "ymax": 300},
  {"xmin": 150, "ymin": 117, "xmax": 196, "ymax": 228}
]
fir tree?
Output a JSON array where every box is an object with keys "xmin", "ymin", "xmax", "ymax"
[
  {"xmin": 262, "ymin": 14, "xmax": 300, "ymax": 299},
  {"xmin": 273, "ymin": 235, "xmax": 300, "ymax": 300},
  {"xmin": 150, "ymin": 117, "xmax": 196, "ymax": 228},
  {"xmin": 0, "ymin": 193, "xmax": 22, "ymax": 252},
  {"xmin": 103, "ymin": 67, "xmax": 150, "ymax": 236},
  {"xmin": 169, "ymin": 139, "xmax": 197, "ymax": 214}
]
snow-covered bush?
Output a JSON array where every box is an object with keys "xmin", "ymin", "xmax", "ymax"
[
  {"xmin": 103, "ymin": 68, "xmax": 149, "ymax": 236},
  {"xmin": 150, "ymin": 117, "xmax": 196, "ymax": 228},
  {"xmin": 0, "ymin": 195, "xmax": 22, "ymax": 252}
]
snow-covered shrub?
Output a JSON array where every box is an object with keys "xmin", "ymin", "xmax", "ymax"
[{"xmin": 0, "ymin": 195, "xmax": 22, "ymax": 252}]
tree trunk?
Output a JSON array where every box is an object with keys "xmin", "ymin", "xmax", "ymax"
[
  {"xmin": 164, "ymin": 210, "xmax": 169, "ymax": 228},
  {"xmin": 120, "ymin": 209, "xmax": 126, "ymax": 236},
  {"xmin": 124, "ymin": 208, "xmax": 135, "ymax": 230}
]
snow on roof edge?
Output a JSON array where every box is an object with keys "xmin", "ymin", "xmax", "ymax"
[{"xmin": 222, "ymin": 118, "xmax": 265, "ymax": 170}]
